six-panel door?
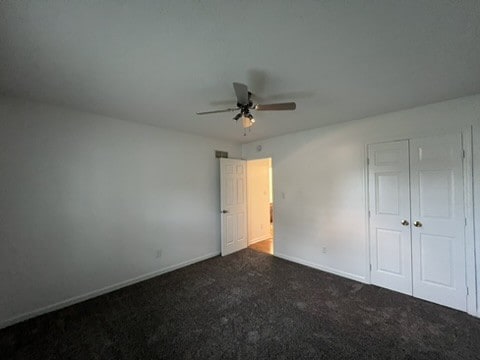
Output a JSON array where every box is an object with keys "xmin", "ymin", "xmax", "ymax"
[
  {"xmin": 410, "ymin": 134, "xmax": 466, "ymax": 311},
  {"xmin": 368, "ymin": 141, "xmax": 413, "ymax": 295},
  {"xmin": 220, "ymin": 158, "xmax": 248, "ymax": 256},
  {"xmin": 368, "ymin": 134, "xmax": 467, "ymax": 311}
]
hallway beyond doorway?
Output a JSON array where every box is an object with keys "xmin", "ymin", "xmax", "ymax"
[
  {"xmin": 247, "ymin": 157, "xmax": 274, "ymax": 256},
  {"xmin": 249, "ymin": 239, "xmax": 273, "ymax": 255}
]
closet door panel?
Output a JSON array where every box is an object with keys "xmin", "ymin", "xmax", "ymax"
[
  {"xmin": 368, "ymin": 141, "xmax": 412, "ymax": 295},
  {"xmin": 410, "ymin": 133, "xmax": 466, "ymax": 311}
]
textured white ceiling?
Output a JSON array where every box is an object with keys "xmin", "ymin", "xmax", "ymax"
[{"xmin": 1, "ymin": 1, "xmax": 479, "ymax": 143}]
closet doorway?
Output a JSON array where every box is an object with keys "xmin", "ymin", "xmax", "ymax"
[
  {"xmin": 247, "ymin": 158, "xmax": 274, "ymax": 255},
  {"xmin": 367, "ymin": 132, "xmax": 473, "ymax": 311}
]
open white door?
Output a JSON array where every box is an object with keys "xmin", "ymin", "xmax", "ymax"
[{"xmin": 220, "ymin": 158, "xmax": 248, "ymax": 256}]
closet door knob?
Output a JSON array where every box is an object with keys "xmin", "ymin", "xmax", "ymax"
[
  {"xmin": 401, "ymin": 220, "xmax": 409, "ymax": 226},
  {"xmin": 413, "ymin": 221, "xmax": 422, "ymax": 227}
]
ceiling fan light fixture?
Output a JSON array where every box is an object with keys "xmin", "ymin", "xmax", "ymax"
[{"xmin": 242, "ymin": 115, "xmax": 255, "ymax": 128}]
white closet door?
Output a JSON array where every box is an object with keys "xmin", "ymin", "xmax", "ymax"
[
  {"xmin": 368, "ymin": 141, "xmax": 412, "ymax": 295},
  {"xmin": 410, "ymin": 134, "xmax": 467, "ymax": 311}
]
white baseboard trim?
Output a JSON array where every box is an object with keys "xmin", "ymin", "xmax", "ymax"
[
  {"xmin": 0, "ymin": 251, "xmax": 220, "ymax": 330},
  {"xmin": 274, "ymin": 252, "xmax": 367, "ymax": 284},
  {"xmin": 248, "ymin": 234, "xmax": 271, "ymax": 245}
]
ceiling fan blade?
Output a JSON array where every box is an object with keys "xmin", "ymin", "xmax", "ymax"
[
  {"xmin": 196, "ymin": 107, "xmax": 239, "ymax": 115},
  {"xmin": 255, "ymin": 102, "xmax": 296, "ymax": 111},
  {"xmin": 233, "ymin": 82, "xmax": 249, "ymax": 105}
]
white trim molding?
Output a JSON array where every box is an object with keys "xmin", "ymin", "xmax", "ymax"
[
  {"xmin": 462, "ymin": 126, "xmax": 477, "ymax": 316},
  {"xmin": 275, "ymin": 252, "xmax": 367, "ymax": 284}
]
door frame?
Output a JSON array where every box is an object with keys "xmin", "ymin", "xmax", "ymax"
[
  {"xmin": 463, "ymin": 126, "xmax": 476, "ymax": 316},
  {"xmin": 365, "ymin": 126, "xmax": 476, "ymax": 315}
]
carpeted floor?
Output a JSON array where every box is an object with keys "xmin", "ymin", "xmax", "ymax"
[{"xmin": 2, "ymin": 249, "xmax": 480, "ymax": 359}]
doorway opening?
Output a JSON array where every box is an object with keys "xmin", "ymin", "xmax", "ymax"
[{"xmin": 247, "ymin": 158, "xmax": 274, "ymax": 255}]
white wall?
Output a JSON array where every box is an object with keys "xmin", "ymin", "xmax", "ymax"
[
  {"xmin": 243, "ymin": 95, "xmax": 480, "ymax": 310},
  {"xmin": 247, "ymin": 158, "xmax": 271, "ymax": 244},
  {"xmin": 0, "ymin": 97, "xmax": 241, "ymax": 328}
]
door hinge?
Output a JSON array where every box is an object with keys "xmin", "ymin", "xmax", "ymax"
[
  {"xmin": 465, "ymin": 217, "xmax": 467, "ymax": 227},
  {"xmin": 367, "ymin": 158, "xmax": 370, "ymax": 165},
  {"xmin": 462, "ymin": 149, "xmax": 466, "ymax": 159},
  {"xmin": 369, "ymin": 264, "xmax": 372, "ymax": 271},
  {"xmin": 466, "ymin": 287, "xmax": 469, "ymax": 296},
  {"xmin": 368, "ymin": 210, "xmax": 371, "ymax": 218}
]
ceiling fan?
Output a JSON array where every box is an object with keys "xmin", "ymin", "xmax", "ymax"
[{"xmin": 196, "ymin": 82, "xmax": 296, "ymax": 135}]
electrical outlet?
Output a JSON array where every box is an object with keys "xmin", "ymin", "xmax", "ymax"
[
  {"xmin": 322, "ymin": 246, "xmax": 327, "ymax": 254},
  {"xmin": 156, "ymin": 249, "xmax": 162, "ymax": 259}
]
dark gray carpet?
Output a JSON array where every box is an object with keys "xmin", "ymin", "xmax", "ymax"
[{"xmin": 1, "ymin": 249, "xmax": 480, "ymax": 359}]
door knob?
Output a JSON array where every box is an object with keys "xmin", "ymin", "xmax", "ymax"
[
  {"xmin": 221, "ymin": 210, "xmax": 229, "ymax": 214},
  {"xmin": 413, "ymin": 221, "xmax": 422, "ymax": 227},
  {"xmin": 401, "ymin": 219, "xmax": 409, "ymax": 226}
]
